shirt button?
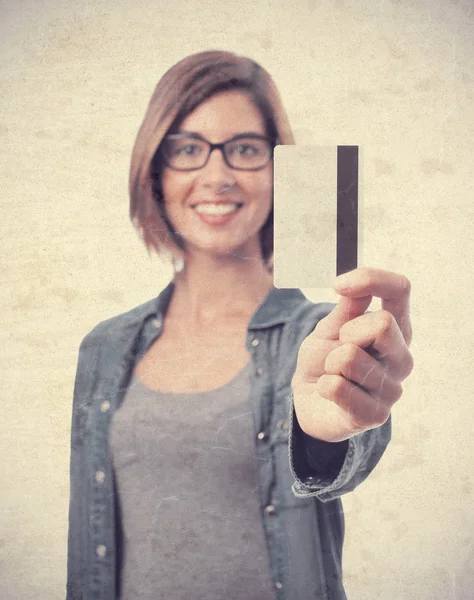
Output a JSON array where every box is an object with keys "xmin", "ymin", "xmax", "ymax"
[
  {"xmin": 256, "ymin": 366, "xmax": 264, "ymax": 376},
  {"xmin": 96, "ymin": 545, "xmax": 106, "ymax": 558},
  {"xmin": 257, "ymin": 431, "xmax": 268, "ymax": 442},
  {"xmin": 95, "ymin": 471, "xmax": 105, "ymax": 484},
  {"xmin": 275, "ymin": 581, "xmax": 283, "ymax": 591},
  {"xmin": 251, "ymin": 338, "xmax": 259, "ymax": 347},
  {"xmin": 151, "ymin": 318, "xmax": 162, "ymax": 328},
  {"xmin": 100, "ymin": 401, "xmax": 110, "ymax": 413},
  {"xmin": 264, "ymin": 504, "xmax": 276, "ymax": 516}
]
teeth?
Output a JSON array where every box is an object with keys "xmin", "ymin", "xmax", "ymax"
[{"xmin": 194, "ymin": 203, "xmax": 240, "ymax": 215}]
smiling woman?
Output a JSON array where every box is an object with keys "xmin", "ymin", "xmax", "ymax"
[
  {"xmin": 66, "ymin": 50, "xmax": 413, "ymax": 600},
  {"xmin": 129, "ymin": 51, "xmax": 294, "ymax": 270}
]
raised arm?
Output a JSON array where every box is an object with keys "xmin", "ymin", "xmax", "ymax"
[{"xmin": 289, "ymin": 267, "xmax": 413, "ymax": 500}]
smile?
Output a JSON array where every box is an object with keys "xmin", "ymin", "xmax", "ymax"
[{"xmin": 192, "ymin": 202, "xmax": 242, "ymax": 216}]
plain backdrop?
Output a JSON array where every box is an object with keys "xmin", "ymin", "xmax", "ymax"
[{"xmin": 1, "ymin": 0, "xmax": 473, "ymax": 598}]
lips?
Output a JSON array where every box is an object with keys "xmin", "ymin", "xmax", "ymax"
[
  {"xmin": 191, "ymin": 201, "xmax": 244, "ymax": 225},
  {"xmin": 191, "ymin": 200, "xmax": 243, "ymax": 215}
]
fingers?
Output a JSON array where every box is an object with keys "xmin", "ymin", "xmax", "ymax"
[
  {"xmin": 324, "ymin": 343, "xmax": 403, "ymax": 404},
  {"xmin": 334, "ymin": 267, "xmax": 412, "ymax": 345},
  {"xmin": 338, "ymin": 311, "xmax": 414, "ymax": 380},
  {"xmin": 295, "ymin": 338, "xmax": 340, "ymax": 382},
  {"xmin": 316, "ymin": 374, "xmax": 391, "ymax": 431},
  {"xmin": 313, "ymin": 294, "xmax": 372, "ymax": 340},
  {"xmin": 293, "ymin": 267, "xmax": 414, "ymax": 443}
]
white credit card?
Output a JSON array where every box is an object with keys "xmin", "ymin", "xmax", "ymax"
[{"xmin": 273, "ymin": 145, "xmax": 362, "ymax": 289}]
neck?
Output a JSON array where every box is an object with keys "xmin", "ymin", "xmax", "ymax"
[{"xmin": 168, "ymin": 250, "xmax": 274, "ymax": 327}]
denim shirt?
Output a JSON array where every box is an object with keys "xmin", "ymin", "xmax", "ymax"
[{"xmin": 66, "ymin": 282, "xmax": 391, "ymax": 600}]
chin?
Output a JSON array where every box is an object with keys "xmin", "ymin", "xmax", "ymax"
[{"xmin": 187, "ymin": 236, "xmax": 261, "ymax": 262}]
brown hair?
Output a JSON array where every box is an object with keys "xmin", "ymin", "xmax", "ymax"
[{"xmin": 129, "ymin": 50, "xmax": 295, "ymax": 267}]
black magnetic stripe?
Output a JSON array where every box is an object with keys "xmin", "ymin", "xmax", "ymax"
[{"xmin": 336, "ymin": 145, "xmax": 359, "ymax": 276}]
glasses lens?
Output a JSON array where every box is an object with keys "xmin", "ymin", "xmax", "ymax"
[
  {"xmin": 225, "ymin": 137, "xmax": 271, "ymax": 169},
  {"xmin": 161, "ymin": 136, "xmax": 209, "ymax": 170}
]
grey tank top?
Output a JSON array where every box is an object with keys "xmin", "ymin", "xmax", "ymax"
[{"xmin": 109, "ymin": 362, "xmax": 276, "ymax": 600}]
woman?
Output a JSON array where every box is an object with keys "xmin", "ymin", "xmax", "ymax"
[{"xmin": 66, "ymin": 50, "xmax": 413, "ymax": 600}]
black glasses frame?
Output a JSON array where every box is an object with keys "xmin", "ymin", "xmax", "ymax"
[{"xmin": 159, "ymin": 132, "xmax": 278, "ymax": 172}]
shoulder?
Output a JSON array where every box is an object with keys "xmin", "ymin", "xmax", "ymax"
[
  {"xmin": 260, "ymin": 287, "xmax": 335, "ymax": 343},
  {"xmin": 79, "ymin": 297, "xmax": 158, "ymax": 353},
  {"xmin": 289, "ymin": 296, "xmax": 335, "ymax": 327},
  {"xmin": 284, "ymin": 293, "xmax": 335, "ymax": 337},
  {"xmin": 276, "ymin": 294, "xmax": 335, "ymax": 362}
]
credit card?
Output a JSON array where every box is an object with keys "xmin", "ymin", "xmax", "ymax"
[{"xmin": 273, "ymin": 145, "xmax": 362, "ymax": 289}]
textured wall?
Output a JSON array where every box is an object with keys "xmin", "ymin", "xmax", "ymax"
[{"xmin": 1, "ymin": 0, "xmax": 473, "ymax": 598}]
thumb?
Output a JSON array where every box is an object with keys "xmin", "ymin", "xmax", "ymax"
[{"xmin": 314, "ymin": 295, "xmax": 372, "ymax": 340}]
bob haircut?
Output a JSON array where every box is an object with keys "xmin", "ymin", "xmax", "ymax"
[{"xmin": 129, "ymin": 50, "xmax": 295, "ymax": 268}]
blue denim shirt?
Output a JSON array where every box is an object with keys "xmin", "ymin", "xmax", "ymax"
[{"xmin": 66, "ymin": 282, "xmax": 391, "ymax": 600}]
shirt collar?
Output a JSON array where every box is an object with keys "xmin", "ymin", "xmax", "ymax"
[{"xmin": 153, "ymin": 280, "xmax": 307, "ymax": 330}]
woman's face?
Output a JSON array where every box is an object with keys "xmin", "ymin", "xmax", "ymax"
[{"xmin": 160, "ymin": 90, "xmax": 273, "ymax": 262}]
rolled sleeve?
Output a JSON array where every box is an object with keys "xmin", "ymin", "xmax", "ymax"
[{"xmin": 289, "ymin": 394, "xmax": 392, "ymax": 502}]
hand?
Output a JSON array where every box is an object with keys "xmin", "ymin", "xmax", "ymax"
[{"xmin": 292, "ymin": 267, "xmax": 414, "ymax": 443}]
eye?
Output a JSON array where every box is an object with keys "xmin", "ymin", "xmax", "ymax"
[
  {"xmin": 173, "ymin": 143, "xmax": 202, "ymax": 156},
  {"xmin": 233, "ymin": 143, "xmax": 260, "ymax": 156}
]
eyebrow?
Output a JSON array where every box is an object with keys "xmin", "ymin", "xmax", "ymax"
[{"xmin": 177, "ymin": 129, "xmax": 267, "ymax": 139}]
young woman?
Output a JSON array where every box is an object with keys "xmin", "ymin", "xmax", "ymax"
[{"xmin": 66, "ymin": 50, "xmax": 413, "ymax": 600}]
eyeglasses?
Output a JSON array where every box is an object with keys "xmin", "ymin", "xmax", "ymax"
[{"xmin": 159, "ymin": 133, "xmax": 276, "ymax": 171}]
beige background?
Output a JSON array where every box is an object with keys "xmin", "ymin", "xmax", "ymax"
[{"xmin": 1, "ymin": 0, "xmax": 473, "ymax": 598}]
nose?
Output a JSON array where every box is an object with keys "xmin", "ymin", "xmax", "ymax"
[{"xmin": 201, "ymin": 147, "xmax": 236, "ymax": 190}]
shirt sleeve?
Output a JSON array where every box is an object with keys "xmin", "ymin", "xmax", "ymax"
[
  {"xmin": 290, "ymin": 406, "xmax": 349, "ymax": 484},
  {"xmin": 289, "ymin": 394, "xmax": 392, "ymax": 502},
  {"xmin": 66, "ymin": 335, "xmax": 96, "ymax": 600}
]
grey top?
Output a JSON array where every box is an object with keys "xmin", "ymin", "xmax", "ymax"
[{"xmin": 109, "ymin": 361, "xmax": 275, "ymax": 600}]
